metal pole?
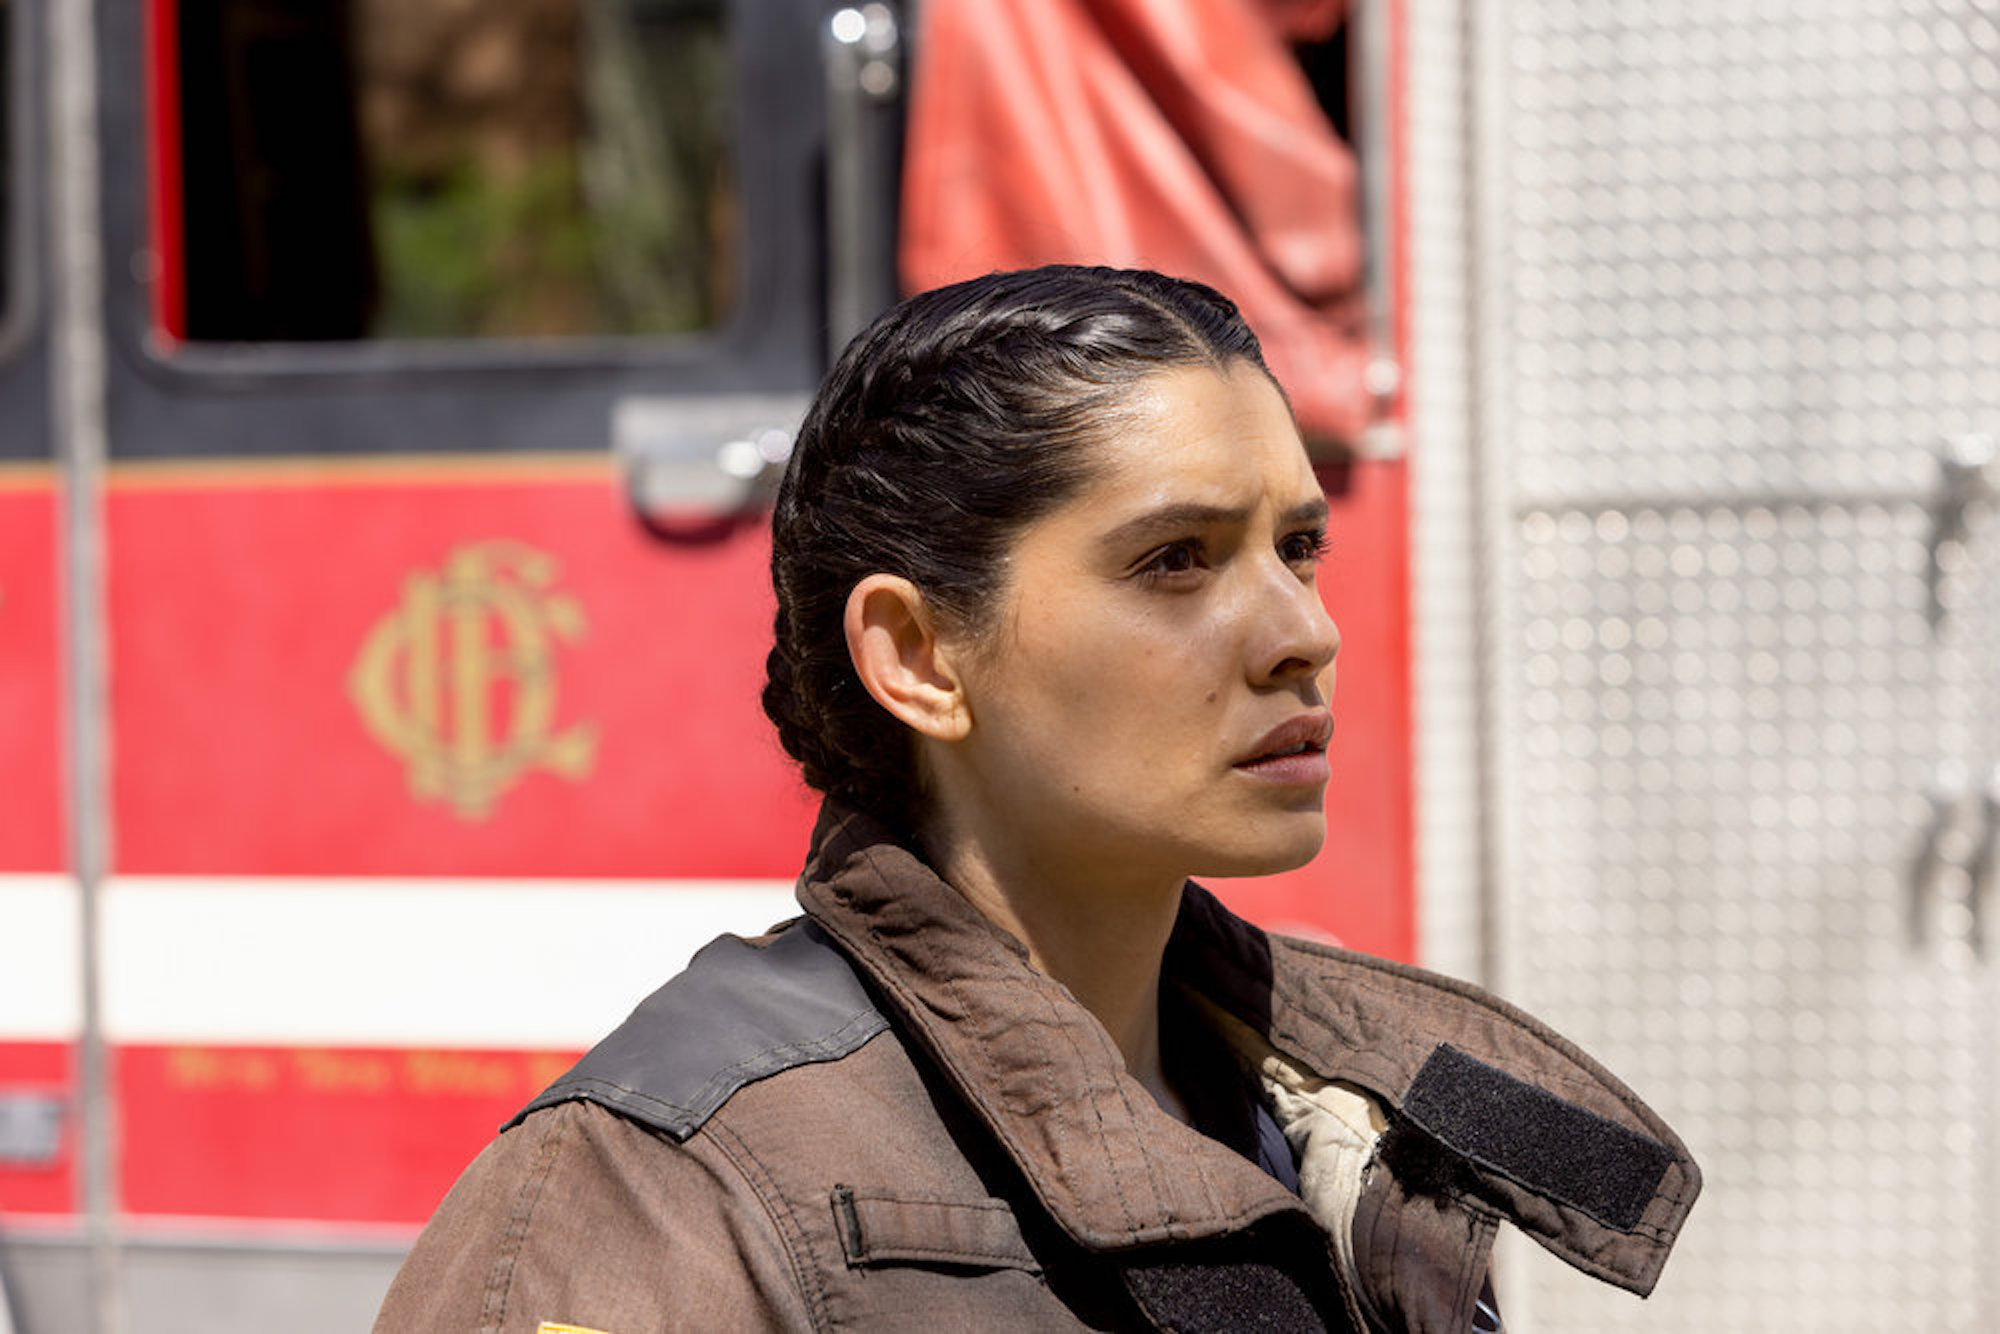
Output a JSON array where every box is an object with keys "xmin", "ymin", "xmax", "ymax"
[
  {"xmin": 1352, "ymin": 0, "xmax": 1404, "ymax": 462},
  {"xmin": 822, "ymin": 3, "xmax": 902, "ymax": 360},
  {"xmin": 47, "ymin": 0, "xmax": 121, "ymax": 1329},
  {"xmin": 1458, "ymin": 0, "xmax": 1531, "ymax": 1317}
]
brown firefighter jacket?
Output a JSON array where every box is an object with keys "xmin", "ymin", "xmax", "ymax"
[{"xmin": 375, "ymin": 806, "xmax": 1700, "ymax": 1332}]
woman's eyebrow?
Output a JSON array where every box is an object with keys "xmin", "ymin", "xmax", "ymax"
[
  {"xmin": 1285, "ymin": 496, "xmax": 1332, "ymax": 526},
  {"xmin": 1098, "ymin": 496, "xmax": 1330, "ymax": 551}
]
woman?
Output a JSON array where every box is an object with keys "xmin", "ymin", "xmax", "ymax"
[{"xmin": 376, "ymin": 267, "xmax": 1698, "ymax": 1332}]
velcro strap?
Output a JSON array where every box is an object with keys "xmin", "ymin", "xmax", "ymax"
[
  {"xmin": 1121, "ymin": 1251, "xmax": 1334, "ymax": 1334},
  {"xmin": 1401, "ymin": 1045, "xmax": 1674, "ymax": 1232}
]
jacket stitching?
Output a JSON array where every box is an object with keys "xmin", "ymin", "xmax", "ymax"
[
  {"xmin": 1436, "ymin": 1177, "xmax": 1669, "ymax": 1282},
  {"xmin": 1452, "ymin": 1207, "xmax": 1501, "ymax": 1330},
  {"xmin": 706, "ymin": 1117, "xmax": 834, "ymax": 1333},
  {"xmin": 854, "ymin": 1244, "xmax": 1036, "ymax": 1267},
  {"xmin": 837, "ymin": 1189, "xmax": 1041, "ymax": 1271},
  {"xmin": 1254, "ymin": 962, "xmax": 1699, "ymax": 1227},
  {"xmin": 479, "ymin": 1107, "xmax": 567, "ymax": 1333},
  {"xmin": 1043, "ymin": 971, "xmax": 1147, "ymax": 1233},
  {"xmin": 1270, "ymin": 937, "xmax": 1686, "ymax": 1156},
  {"xmin": 841, "ymin": 1187, "xmax": 1016, "ymax": 1211},
  {"xmin": 847, "ymin": 842, "xmax": 1102, "ymax": 1229},
  {"xmin": 1417, "ymin": 1120, "xmax": 1680, "ymax": 1241},
  {"xmin": 1447, "ymin": 1175, "xmax": 1667, "ymax": 1288},
  {"xmin": 853, "ymin": 839, "xmax": 1157, "ymax": 1239},
  {"xmin": 549, "ymin": 1009, "xmax": 889, "ymax": 1129},
  {"xmin": 827, "ymin": 843, "xmax": 1689, "ymax": 1269},
  {"xmin": 678, "ymin": 1012, "xmax": 890, "ymax": 1115},
  {"xmin": 843, "ymin": 1240, "xmax": 1043, "ymax": 1272},
  {"xmin": 823, "ymin": 850, "xmax": 1317, "ymax": 1243}
]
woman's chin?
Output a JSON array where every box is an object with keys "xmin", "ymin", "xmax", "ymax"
[{"xmin": 1190, "ymin": 817, "xmax": 1328, "ymax": 880}]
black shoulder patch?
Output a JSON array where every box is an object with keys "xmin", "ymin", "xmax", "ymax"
[
  {"xmin": 1398, "ymin": 1044, "xmax": 1675, "ymax": 1233},
  {"xmin": 507, "ymin": 920, "xmax": 888, "ymax": 1141}
]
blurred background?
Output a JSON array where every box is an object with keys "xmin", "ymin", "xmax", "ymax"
[{"xmin": 2, "ymin": 0, "xmax": 1996, "ymax": 1329}]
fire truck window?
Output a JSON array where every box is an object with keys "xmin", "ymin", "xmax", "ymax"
[
  {"xmin": 1291, "ymin": 22, "xmax": 1353, "ymax": 150},
  {"xmin": 174, "ymin": 0, "xmax": 737, "ymax": 342}
]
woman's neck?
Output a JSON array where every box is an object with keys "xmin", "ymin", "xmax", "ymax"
[{"xmin": 921, "ymin": 820, "xmax": 1189, "ymax": 1118}]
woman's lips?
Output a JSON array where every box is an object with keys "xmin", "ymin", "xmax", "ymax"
[
  {"xmin": 1233, "ymin": 749, "xmax": 1333, "ymax": 785},
  {"xmin": 1233, "ymin": 713, "xmax": 1335, "ymax": 785}
]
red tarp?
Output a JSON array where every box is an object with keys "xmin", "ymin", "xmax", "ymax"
[{"xmin": 901, "ymin": 0, "xmax": 1373, "ymax": 446}]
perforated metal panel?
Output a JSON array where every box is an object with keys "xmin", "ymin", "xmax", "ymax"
[
  {"xmin": 1504, "ymin": 503, "xmax": 1991, "ymax": 1331},
  {"xmin": 1426, "ymin": 1, "xmax": 2000, "ymax": 1329}
]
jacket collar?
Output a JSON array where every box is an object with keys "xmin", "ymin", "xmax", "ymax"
[
  {"xmin": 795, "ymin": 803, "xmax": 1304, "ymax": 1250},
  {"xmin": 1167, "ymin": 887, "xmax": 1701, "ymax": 1302},
  {"xmin": 796, "ymin": 802, "xmax": 1699, "ymax": 1298}
]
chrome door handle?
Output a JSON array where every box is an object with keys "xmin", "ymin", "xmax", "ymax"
[
  {"xmin": 615, "ymin": 393, "xmax": 807, "ymax": 534},
  {"xmin": 1926, "ymin": 433, "xmax": 1995, "ymax": 628},
  {"xmin": 1909, "ymin": 761, "xmax": 2000, "ymax": 959},
  {"xmin": 1909, "ymin": 762, "xmax": 1965, "ymax": 950},
  {"xmin": 1966, "ymin": 768, "xmax": 2000, "ymax": 959}
]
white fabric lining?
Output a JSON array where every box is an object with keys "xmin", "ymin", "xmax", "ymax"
[{"xmin": 1189, "ymin": 995, "xmax": 1392, "ymax": 1334}]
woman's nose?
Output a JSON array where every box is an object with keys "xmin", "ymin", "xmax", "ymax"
[{"xmin": 1252, "ymin": 572, "xmax": 1341, "ymax": 688}]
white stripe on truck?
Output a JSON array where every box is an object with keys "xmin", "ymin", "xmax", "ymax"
[{"xmin": 1, "ymin": 875, "xmax": 799, "ymax": 1049}]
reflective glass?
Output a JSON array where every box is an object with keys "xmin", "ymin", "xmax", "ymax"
[{"xmin": 176, "ymin": 0, "xmax": 737, "ymax": 342}]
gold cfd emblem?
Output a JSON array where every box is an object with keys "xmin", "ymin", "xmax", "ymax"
[{"xmin": 350, "ymin": 541, "xmax": 598, "ymax": 819}]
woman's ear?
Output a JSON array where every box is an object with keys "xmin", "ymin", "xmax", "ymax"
[{"xmin": 844, "ymin": 575, "xmax": 972, "ymax": 741}]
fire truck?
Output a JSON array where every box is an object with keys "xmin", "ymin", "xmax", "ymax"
[{"xmin": 3, "ymin": 0, "xmax": 1996, "ymax": 1330}]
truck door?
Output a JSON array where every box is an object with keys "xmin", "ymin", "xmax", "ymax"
[
  {"xmin": 8, "ymin": 0, "xmax": 854, "ymax": 1326},
  {"xmin": 1, "ymin": 0, "xmax": 76, "ymax": 1241}
]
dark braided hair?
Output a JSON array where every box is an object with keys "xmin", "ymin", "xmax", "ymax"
[{"xmin": 762, "ymin": 265, "xmax": 1275, "ymax": 830}]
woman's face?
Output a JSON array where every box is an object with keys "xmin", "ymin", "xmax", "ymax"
[{"xmin": 936, "ymin": 361, "xmax": 1339, "ymax": 889}]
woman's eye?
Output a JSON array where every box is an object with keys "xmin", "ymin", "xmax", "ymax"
[
  {"xmin": 1280, "ymin": 529, "xmax": 1330, "ymax": 567},
  {"xmin": 1137, "ymin": 540, "xmax": 1204, "ymax": 578}
]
